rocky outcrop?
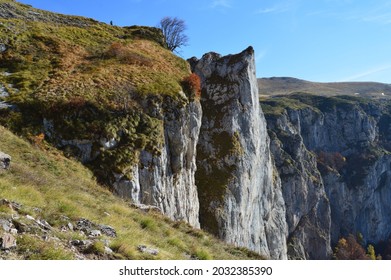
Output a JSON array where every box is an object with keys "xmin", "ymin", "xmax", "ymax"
[
  {"xmin": 114, "ymin": 100, "xmax": 202, "ymax": 228},
  {"xmin": 323, "ymin": 154, "xmax": 391, "ymax": 245},
  {"xmin": 192, "ymin": 47, "xmax": 288, "ymax": 259},
  {"xmin": 44, "ymin": 98, "xmax": 202, "ymax": 228},
  {"xmin": 0, "ymin": 198, "xmax": 116, "ymax": 259},
  {"xmin": 1, "ymin": 233, "xmax": 16, "ymax": 250},
  {"xmin": 0, "ymin": 151, "xmax": 11, "ymax": 169},
  {"xmin": 266, "ymin": 110, "xmax": 331, "ymax": 259},
  {"xmin": 261, "ymin": 94, "xmax": 391, "ymax": 257},
  {"xmin": 291, "ymin": 99, "xmax": 391, "ymax": 246},
  {"xmin": 297, "ymin": 105, "xmax": 377, "ymax": 154},
  {"xmin": 41, "ymin": 86, "xmax": 202, "ymax": 228}
]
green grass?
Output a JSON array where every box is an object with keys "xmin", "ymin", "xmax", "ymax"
[
  {"xmin": 192, "ymin": 248, "xmax": 212, "ymax": 260},
  {"xmin": 0, "ymin": 1, "xmax": 264, "ymax": 260},
  {"xmin": 17, "ymin": 235, "xmax": 74, "ymax": 260},
  {"xmin": 260, "ymin": 92, "xmax": 377, "ymax": 117},
  {"xmin": 0, "ymin": 0, "xmax": 194, "ymax": 188},
  {"xmin": 139, "ymin": 217, "xmax": 158, "ymax": 231},
  {"xmin": 0, "ymin": 15, "xmax": 189, "ymax": 102},
  {"xmin": 0, "ymin": 125, "xmax": 264, "ymax": 260},
  {"xmin": 84, "ymin": 241, "xmax": 106, "ymax": 255},
  {"xmin": 260, "ymin": 94, "xmax": 318, "ymax": 116}
]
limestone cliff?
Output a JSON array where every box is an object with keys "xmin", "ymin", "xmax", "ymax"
[
  {"xmin": 0, "ymin": 0, "xmax": 206, "ymax": 228},
  {"xmin": 323, "ymin": 154, "xmax": 391, "ymax": 245},
  {"xmin": 261, "ymin": 94, "xmax": 391, "ymax": 257},
  {"xmin": 191, "ymin": 47, "xmax": 288, "ymax": 259},
  {"xmin": 266, "ymin": 109, "xmax": 331, "ymax": 259},
  {"xmin": 44, "ymin": 97, "xmax": 202, "ymax": 228},
  {"xmin": 5, "ymin": 0, "xmax": 391, "ymax": 259},
  {"xmin": 113, "ymin": 100, "xmax": 202, "ymax": 228}
]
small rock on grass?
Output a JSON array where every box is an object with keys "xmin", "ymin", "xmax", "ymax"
[
  {"xmin": 1, "ymin": 233, "xmax": 16, "ymax": 250},
  {"xmin": 0, "ymin": 152, "xmax": 11, "ymax": 170},
  {"xmin": 99, "ymin": 225, "xmax": 116, "ymax": 238},
  {"xmin": 137, "ymin": 245, "xmax": 159, "ymax": 256}
]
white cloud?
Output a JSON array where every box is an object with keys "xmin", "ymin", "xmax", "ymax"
[
  {"xmin": 342, "ymin": 65, "xmax": 391, "ymax": 81},
  {"xmin": 312, "ymin": 2, "xmax": 391, "ymax": 25},
  {"xmin": 211, "ymin": 0, "xmax": 232, "ymax": 9},
  {"xmin": 358, "ymin": 13, "xmax": 391, "ymax": 24},
  {"xmin": 256, "ymin": 6, "xmax": 289, "ymax": 14},
  {"xmin": 255, "ymin": 0, "xmax": 299, "ymax": 15}
]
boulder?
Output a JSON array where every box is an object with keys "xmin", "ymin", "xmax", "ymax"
[
  {"xmin": 88, "ymin": 230, "xmax": 102, "ymax": 238},
  {"xmin": 98, "ymin": 225, "xmax": 116, "ymax": 238},
  {"xmin": 0, "ymin": 199, "xmax": 21, "ymax": 211},
  {"xmin": 0, "ymin": 152, "xmax": 11, "ymax": 169},
  {"xmin": 0, "ymin": 43, "xmax": 6, "ymax": 53},
  {"xmin": 137, "ymin": 245, "xmax": 159, "ymax": 256},
  {"xmin": 1, "ymin": 233, "xmax": 16, "ymax": 250},
  {"xmin": 0, "ymin": 219, "xmax": 11, "ymax": 232}
]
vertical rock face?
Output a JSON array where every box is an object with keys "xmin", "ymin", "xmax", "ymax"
[
  {"xmin": 114, "ymin": 100, "xmax": 202, "ymax": 228},
  {"xmin": 297, "ymin": 105, "xmax": 377, "ymax": 154},
  {"xmin": 44, "ymin": 96, "xmax": 202, "ymax": 228},
  {"xmin": 266, "ymin": 109, "xmax": 332, "ymax": 259},
  {"xmin": 261, "ymin": 94, "xmax": 391, "ymax": 257},
  {"xmin": 323, "ymin": 154, "xmax": 391, "ymax": 245},
  {"xmin": 292, "ymin": 103, "xmax": 391, "ymax": 245},
  {"xmin": 192, "ymin": 47, "xmax": 288, "ymax": 259}
]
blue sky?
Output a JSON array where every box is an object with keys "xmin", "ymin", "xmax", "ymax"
[{"xmin": 17, "ymin": 0, "xmax": 391, "ymax": 83}]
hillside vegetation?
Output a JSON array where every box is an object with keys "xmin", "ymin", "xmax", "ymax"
[
  {"xmin": 0, "ymin": 125, "xmax": 261, "ymax": 260},
  {"xmin": 0, "ymin": 0, "xmax": 262, "ymax": 260},
  {"xmin": 0, "ymin": 0, "xmax": 190, "ymax": 136},
  {"xmin": 258, "ymin": 77, "xmax": 391, "ymax": 98},
  {"xmin": 0, "ymin": 0, "xmax": 188, "ymax": 102},
  {"xmin": 0, "ymin": 0, "xmax": 198, "ymax": 186}
]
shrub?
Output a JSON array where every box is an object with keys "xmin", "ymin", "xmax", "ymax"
[
  {"xmin": 104, "ymin": 42, "xmax": 126, "ymax": 58},
  {"xmin": 104, "ymin": 42, "xmax": 152, "ymax": 66},
  {"xmin": 140, "ymin": 217, "xmax": 157, "ymax": 231},
  {"xmin": 367, "ymin": 244, "xmax": 376, "ymax": 260},
  {"xmin": 192, "ymin": 248, "xmax": 212, "ymax": 260},
  {"xmin": 67, "ymin": 96, "xmax": 88, "ymax": 109},
  {"xmin": 167, "ymin": 238, "xmax": 186, "ymax": 251},
  {"xmin": 334, "ymin": 234, "xmax": 369, "ymax": 260},
  {"xmin": 181, "ymin": 73, "xmax": 201, "ymax": 100},
  {"xmin": 28, "ymin": 132, "xmax": 45, "ymax": 147},
  {"xmin": 317, "ymin": 151, "xmax": 346, "ymax": 172},
  {"xmin": 84, "ymin": 241, "xmax": 106, "ymax": 255},
  {"xmin": 110, "ymin": 241, "xmax": 137, "ymax": 259}
]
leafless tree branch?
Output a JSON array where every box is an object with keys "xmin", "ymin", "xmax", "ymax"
[{"xmin": 158, "ymin": 16, "xmax": 189, "ymax": 52}]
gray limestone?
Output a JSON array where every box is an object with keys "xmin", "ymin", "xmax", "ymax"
[
  {"xmin": 114, "ymin": 100, "xmax": 202, "ymax": 228},
  {"xmin": 266, "ymin": 109, "xmax": 332, "ymax": 259},
  {"xmin": 192, "ymin": 47, "xmax": 288, "ymax": 259},
  {"xmin": 0, "ymin": 151, "xmax": 11, "ymax": 169}
]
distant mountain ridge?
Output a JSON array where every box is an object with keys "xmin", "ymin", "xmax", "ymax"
[{"xmin": 258, "ymin": 77, "xmax": 391, "ymax": 98}]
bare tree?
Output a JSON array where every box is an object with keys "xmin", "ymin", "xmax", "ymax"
[{"xmin": 158, "ymin": 16, "xmax": 189, "ymax": 52}]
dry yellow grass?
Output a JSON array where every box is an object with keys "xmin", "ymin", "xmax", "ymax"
[{"xmin": 0, "ymin": 125, "xmax": 264, "ymax": 260}]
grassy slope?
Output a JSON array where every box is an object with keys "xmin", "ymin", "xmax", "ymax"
[
  {"xmin": 0, "ymin": 0, "xmax": 193, "ymax": 183},
  {"xmin": 0, "ymin": 125, "xmax": 261, "ymax": 260},
  {"xmin": 0, "ymin": 1, "xmax": 262, "ymax": 260},
  {"xmin": 260, "ymin": 92, "xmax": 376, "ymax": 117},
  {"xmin": 258, "ymin": 77, "xmax": 391, "ymax": 99},
  {"xmin": 0, "ymin": 0, "xmax": 189, "ymax": 103}
]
